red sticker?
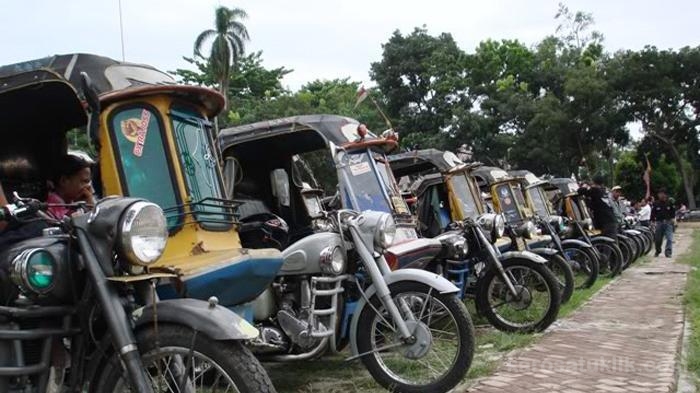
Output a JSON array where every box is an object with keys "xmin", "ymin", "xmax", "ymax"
[{"xmin": 132, "ymin": 110, "xmax": 151, "ymax": 157}]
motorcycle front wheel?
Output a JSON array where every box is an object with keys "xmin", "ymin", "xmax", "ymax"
[
  {"xmin": 593, "ymin": 240, "xmax": 623, "ymax": 277},
  {"xmin": 94, "ymin": 324, "xmax": 277, "ymax": 393},
  {"xmin": 356, "ymin": 281, "xmax": 475, "ymax": 393},
  {"xmin": 476, "ymin": 258, "xmax": 561, "ymax": 333},
  {"xmin": 544, "ymin": 253, "xmax": 575, "ymax": 304},
  {"xmin": 562, "ymin": 246, "xmax": 599, "ymax": 289}
]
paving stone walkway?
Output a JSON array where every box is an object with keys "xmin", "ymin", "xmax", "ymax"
[{"xmin": 465, "ymin": 226, "xmax": 695, "ymax": 393}]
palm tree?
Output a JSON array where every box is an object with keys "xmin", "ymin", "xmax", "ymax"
[{"xmin": 194, "ymin": 6, "xmax": 250, "ymax": 108}]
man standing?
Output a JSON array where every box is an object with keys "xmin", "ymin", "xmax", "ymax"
[
  {"xmin": 610, "ymin": 185, "xmax": 625, "ymax": 226},
  {"xmin": 651, "ymin": 189, "xmax": 676, "ymax": 257},
  {"xmin": 578, "ymin": 175, "xmax": 618, "ymax": 238},
  {"xmin": 638, "ymin": 198, "xmax": 652, "ymax": 227}
]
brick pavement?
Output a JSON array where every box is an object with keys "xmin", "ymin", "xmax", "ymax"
[{"xmin": 464, "ymin": 226, "xmax": 694, "ymax": 393}]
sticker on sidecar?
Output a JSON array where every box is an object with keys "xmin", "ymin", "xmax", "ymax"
[
  {"xmin": 349, "ymin": 161, "xmax": 371, "ymax": 176},
  {"xmin": 119, "ymin": 109, "xmax": 151, "ymax": 157}
]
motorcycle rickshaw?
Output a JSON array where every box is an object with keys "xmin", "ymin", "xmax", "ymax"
[
  {"xmin": 468, "ymin": 166, "xmax": 575, "ymax": 301},
  {"xmin": 0, "ymin": 58, "xmax": 275, "ymax": 392},
  {"xmin": 547, "ymin": 178, "xmax": 625, "ymax": 276},
  {"xmin": 388, "ymin": 149, "xmax": 561, "ymax": 332},
  {"xmin": 509, "ymin": 170, "xmax": 599, "ymax": 289},
  {"xmin": 218, "ymin": 116, "xmax": 475, "ymax": 392}
]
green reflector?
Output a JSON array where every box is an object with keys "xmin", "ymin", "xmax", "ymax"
[{"xmin": 27, "ymin": 251, "xmax": 55, "ymax": 290}]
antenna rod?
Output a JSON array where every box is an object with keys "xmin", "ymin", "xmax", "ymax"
[{"xmin": 118, "ymin": 0, "xmax": 126, "ymax": 61}]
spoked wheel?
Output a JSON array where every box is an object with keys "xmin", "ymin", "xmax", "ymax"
[
  {"xmin": 476, "ymin": 258, "xmax": 561, "ymax": 333},
  {"xmin": 562, "ymin": 246, "xmax": 599, "ymax": 289},
  {"xmin": 96, "ymin": 324, "xmax": 276, "ymax": 393},
  {"xmin": 356, "ymin": 281, "xmax": 475, "ymax": 393},
  {"xmin": 544, "ymin": 254, "xmax": 575, "ymax": 304},
  {"xmin": 593, "ymin": 240, "xmax": 623, "ymax": 277}
]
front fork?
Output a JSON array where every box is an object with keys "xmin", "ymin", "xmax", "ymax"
[
  {"xmin": 474, "ymin": 226, "xmax": 520, "ymax": 297},
  {"xmin": 76, "ymin": 231, "xmax": 154, "ymax": 393},
  {"xmin": 347, "ymin": 225, "xmax": 415, "ymax": 341}
]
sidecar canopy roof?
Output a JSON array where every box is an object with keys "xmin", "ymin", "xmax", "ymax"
[
  {"xmin": 508, "ymin": 170, "xmax": 548, "ymax": 189},
  {"xmin": 0, "ymin": 53, "xmax": 224, "ymax": 116},
  {"xmin": 387, "ymin": 149, "xmax": 467, "ymax": 178},
  {"xmin": 549, "ymin": 177, "xmax": 580, "ymax": 196},
  {"xmin": 470, "ymin": 166, "xmax": 511, "ymax": 186},
  {"xmin": 218, "ymin": 114, "xmax": 387, "ymax": 157},
  {"xmin": 0, "ymin": 68, "xmax": 87, "ymax": 133}
]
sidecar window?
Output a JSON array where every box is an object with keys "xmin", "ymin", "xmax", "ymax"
[
  {"xmin": 495, "ymin": 183, "xmax": 522, "ymax": 223},
  {"xmin": 110, "ymin": 105, "xmax": 180, "ymax": 230},
  {"xmin": 171, "ymin": 106, "xmax": 229, "ymax": 230},
  {"xmin": 340, "ymin": 151, "xmax": 391, "ymax": 213}
]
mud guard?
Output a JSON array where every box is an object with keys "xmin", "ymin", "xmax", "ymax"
[
  {"xmin": 560, "ymin": 238, "xmax": 592, "ymax": 249},
  {"xmin": 348, "ymin": 268, "xmax": 458, "ymax": 357},
  {"xmin": 529, "ymin": 247, "xmax": 560, "ymax": 258},
  {"xmin": 133, "ymin": 298, "xmax": 259, "ymax": 341},
  {"xmin": 500, "ymin": 250, "xmax": 548, "ymax": 264}
]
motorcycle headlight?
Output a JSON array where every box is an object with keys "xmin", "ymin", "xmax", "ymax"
[
  {"xmin": 11, "ymin": 249, "xmax": 56, "ymax": 295},
  {"xmin": 119, "ymin": 201, "xmax": 168, "ymax": 266},
  {"xmin": 549, "ymin": 215, "xmax": 564, "ymax": 233},
  {"xmin": 494, "ymin": 214, "xmax": 506, "ymax": 238},
  {"xmin": 320, "ymin": 246, "xmax": 346, "ymax": 275},
  {"xmin": 477, "ymin": 213, "xmax": 506, "ymax": 241},
  {"xmin": 375, "ymin": 213, "xmax": 396, "ymax": 249},
  {"xmin": 519, "ymin": 221, "xmax": 538, "ymax": 239},
  {"xmin": 582, "ymin": 218, "xmax": 593, "ymax": 231}
]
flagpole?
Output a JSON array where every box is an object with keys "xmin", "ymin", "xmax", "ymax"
[
  {"xmin": 118, "ymin": 0, "xmax": 126, "ymax": 61},
  {"xmin": 369, "ymin": 96, "xmax": 392, "ymax": 129}
]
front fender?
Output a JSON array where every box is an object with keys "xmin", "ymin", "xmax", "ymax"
[
  {"xmin": 591, "ymin": 235, "xmax": 617, "ymax": 244},
  {"xmin": 133, "ymin": 298, "xmax": 259, "ymax": 341},
  {"xmin": 500, "ymin": 250, "xmax": 548, "ymax": 264},
  {"xmin": 348, "ymin": 269, "xmax": 458, "ymax": 356},
  {"xmin": 529, "ymin": 247, "xmax": 560, "ymax": 257},
  {"xmin": 561, "ymin": 238, "xmax": 592, "ymax": 249},
  {"xmin": 623, "ymin": 229, "xmax": 641, "ymax": 236}
]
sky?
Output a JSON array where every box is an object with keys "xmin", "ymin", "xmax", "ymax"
[{"xmin": 1, "ymin": 0, "xmax": 699, "ymax": 91}]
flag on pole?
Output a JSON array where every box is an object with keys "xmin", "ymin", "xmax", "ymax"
[
  {"xmin": 354, "ymin": 85, "xmax": 369, "ymax": 109},
  {"xmin": 643, "ymin": 154, "xmax": 652, "ymax": 199}
]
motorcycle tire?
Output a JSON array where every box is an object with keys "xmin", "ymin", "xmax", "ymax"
[
  {"xmin": 545, "ymin": 253, "xmax": 575, "ymax": 304},
  {"xmin": 356, "ymin": 281, "xmax": 475, "ymax": 393},
  {"xmin": 476, "ymin": 257, "xmax": 561, "ymax": 333},
  {"xmin": 618, "ymin": 237, "xmax": 634, "ymax": 270},
  {"xmin": 562, "ymin": 245, "xmax": 599, "ymax": 289},
  {"xmin": 593, "ymin": 240, "xmax": 623, "ymax": 277},
  {"xmin": 94, "ymin": 324, "xmax": 277, "ymax": 393}
]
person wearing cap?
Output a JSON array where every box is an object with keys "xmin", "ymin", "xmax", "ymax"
[
  {"xmin": 609, "ymin": 185, "xmax": 626, "ymax": 226},
  {"xmin": 651, "ymin": 189, "xmax": 676, "ymax": 257}
]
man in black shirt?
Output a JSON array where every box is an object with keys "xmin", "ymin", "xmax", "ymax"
[
  {"xmin": 651, "ymin": 189, "xmax": 676, "ymax": 257},
  {"xmin": 578, "ymin": 175, "xmax": 618, "ymax": 238}
]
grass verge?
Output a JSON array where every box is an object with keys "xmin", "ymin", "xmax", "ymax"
[{"xmin": 681, "ymin": 229, "xmax": 700, "ymax": 387}]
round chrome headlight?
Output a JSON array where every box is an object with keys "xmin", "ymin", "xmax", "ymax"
[
  {"xmin": 375, "ymin": 213, "xmax": 396, "ymax": 249},
  {"xmin": 549, "ymin": 215, "xmax": 564, "ymax": 233},
  {"xmin": 320, "ymin": 246, "xmax": 346, "ymax": 275},
  {"xmin": 494, "ymin": 214, "xmax": 506, "ymax": 238},
  {"xmin": 519, "ymin": 221, "xmax": 538, "ymax": 239},
  {"xmin": 119, "ymin": 201, "xmax": 168, "ymax": 266},
  {"xmin": 582, "ymin": 218, "xmax": 593, "ymax": 231},
  {"xmin": 436, "ymin": 233, "xmax": 469, "ymax": 259},
  {"xmin": 11, "ymin": 248, "xmax": 56, "ymax": 295}
]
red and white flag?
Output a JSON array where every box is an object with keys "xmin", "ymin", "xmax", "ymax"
[
  {"xmin": 354, "ymin": 85, "xmax": 369, "ymax": 109},
  {"xmin": 643, "ymin": 155, "xmax": 652, "ymax": 199}
]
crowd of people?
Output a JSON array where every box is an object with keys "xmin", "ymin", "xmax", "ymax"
[{"xmin": 579, "ymin": 175, "xmax": 679, "ymax": 258}]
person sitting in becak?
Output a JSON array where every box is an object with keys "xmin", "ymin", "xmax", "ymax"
[{"xmin": 47, "ymin": 155, "xmax": 95, "ymax": 219}]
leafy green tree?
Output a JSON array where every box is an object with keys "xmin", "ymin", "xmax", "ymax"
[
  {"xmin": 370, "ymin": 27, "xmax": 470, "ymax": 147},
  {"xmin": 608, "ymin": 46, "xmax": 700, "ymax": 208},
  {"xmin": 194, "ymin": 6, "xmax": 250, "ymax": 108}
]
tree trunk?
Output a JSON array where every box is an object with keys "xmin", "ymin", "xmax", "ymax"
[
  {"xmin": 668, "ymin": 145, "xmax": 697, "ymax": 209},
  {"xmin": 651, "ymin": 132, "xmax": 697, "ymax": 209}
]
